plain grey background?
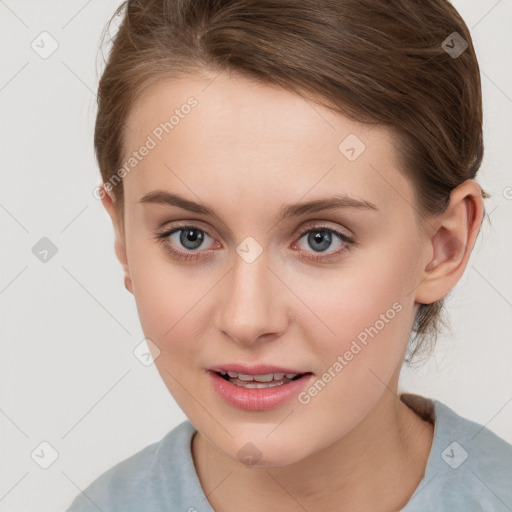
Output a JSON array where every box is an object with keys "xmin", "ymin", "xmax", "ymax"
[{"xmin": 1, "ymin": 1, "xmax": 511, "ymax": 511}]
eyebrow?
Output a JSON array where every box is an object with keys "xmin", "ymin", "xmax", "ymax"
[{"xmin": 139, "ymin": 190, "xmax": 378, "ymax": 221}]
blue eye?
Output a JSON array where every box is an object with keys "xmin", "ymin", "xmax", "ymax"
[
  {"xmin": 171, "ymin": 227, "xmax": 208, "ymax": 251},
  {"xmin": 154, "ymin": 224, "xmax": 354, "ymax": 263},
  {"xmin": 301, "ymin": 229, "xmax": 341, "ymax": 252},
  {"xmin": 155, "ymin": 225, "xmax": 216, "ymax": 261},
  {"xmin": 294, "ymin": 226, "xmax": 354, "ymax": 261}
]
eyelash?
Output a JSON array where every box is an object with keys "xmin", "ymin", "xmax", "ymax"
[{"xmin": 153, "ymin": 223, "xmax": 355, "ymax": 263}]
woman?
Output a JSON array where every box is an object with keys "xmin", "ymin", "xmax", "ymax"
[{"xmin": 68, "ymin": 0, "xmax": 512, "ymax": 510}]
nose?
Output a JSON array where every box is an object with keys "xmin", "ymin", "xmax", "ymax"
[{"xmin": 214, "ymin": 248, "xmax": 289, "ymax": 346}]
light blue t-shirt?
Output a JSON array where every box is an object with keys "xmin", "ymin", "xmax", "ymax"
[{"xmin": 66, "ymin": 394, "xmax": 512, "ymax": 511}]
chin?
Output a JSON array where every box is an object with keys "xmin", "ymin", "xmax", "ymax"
[{"xmin": 224, "ymin": 438, "xmax": 309, "ymax": 468}]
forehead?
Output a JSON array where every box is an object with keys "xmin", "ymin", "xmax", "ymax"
[
  {"xmin": 122, "ymin": 72, "xmax": 414, "ymax": 213},
  {"xmin": 125, "ymin": 72, "xmax": 377, "ymax": 150}
]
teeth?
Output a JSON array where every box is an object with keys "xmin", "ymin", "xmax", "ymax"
[
  {"xmin": 219, "ymin": 370, "xmax": 301, "ymax": 382},
  {"xmin": 232, "ymin": 381, "xmax": 286, "ymax": 388},
  {"xmin": 253, "ymin": 374, "xmax": 274, "ymax": 382}
]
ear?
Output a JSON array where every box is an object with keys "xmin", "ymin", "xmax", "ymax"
[
  {"xmin": 415, "ymin": 179, "xmax": 485, "ymax": 305},
  {"xmin": 100, "ymin": 184, "xmax": 133, "ymax": 295}
]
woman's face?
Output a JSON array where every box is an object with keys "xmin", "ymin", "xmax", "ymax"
[{"xmin": 115, "ymin": 71, "xmax": 431, "ymax": 465}]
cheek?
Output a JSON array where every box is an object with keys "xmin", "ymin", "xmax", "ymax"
[
  {"xmin": 292, "ymin": 243, "xmax": 417, "ymax": 341},
  {"xmin": 283, "ymin": 261, "xmax": 415, "ymax": 453},
  {"xmin": 285, "ymin": 235, "xmax": 420, "ymax": 394},
  {"xmin": 128, "ymin": 243, "xmax": 206, "ymax": 356},
  {"xmin": 291, "ymin": 273, "xmax": 408, "ymax": 389},
  {"xmin": 129, "ymin": 258, "xmax": 209, "ymax": 408}
]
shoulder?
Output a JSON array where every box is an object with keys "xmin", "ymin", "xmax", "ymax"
[
  {"xmin": 65, "ymin": 420, "xmax": 197, "ymax": 512},
  {"xmin": 433, "ymin": 400, "xmax": 512, "ymax": 474},
  {"xmin": 403, "ymin": 396, "xmax": 512, "ymax": 512},
  {"xmin": 435, "ymin": 401, "xmax": 512, "ymax": 510}
]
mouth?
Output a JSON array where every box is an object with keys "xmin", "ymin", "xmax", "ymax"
[
  {"xmin": 214, "ymin": 370, "xmax": 310, "ymax": 388},
  {"xmin": 208, "ymin": 368, "xmax": 315, "ymax": 411}
]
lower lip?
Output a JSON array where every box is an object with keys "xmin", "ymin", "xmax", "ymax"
[{"xmin": 208, "ymin": 371, "xmax": 314, "ymax": 411}]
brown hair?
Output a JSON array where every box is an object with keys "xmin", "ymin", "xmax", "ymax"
[{"xmin": 94, "ymin": 0, "xmax": 485, "ymax": 363}]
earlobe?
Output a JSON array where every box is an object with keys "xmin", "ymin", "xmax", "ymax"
[{"xmin": 415, "ymin": 180, "xmax": 484, "ymax": 305}]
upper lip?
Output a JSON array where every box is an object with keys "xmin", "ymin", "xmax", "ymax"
[{"xmin": 208, "ymin": 363, "xmax": 311, "ymax": 375}]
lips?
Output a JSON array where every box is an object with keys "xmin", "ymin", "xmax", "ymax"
[{"xmin": 207, "ymin": 363, "xmax": 314, "ymax": 410}]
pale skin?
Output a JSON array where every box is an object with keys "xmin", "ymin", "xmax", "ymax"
[{"xmin": 100, "ymin": 71, "xmax": 484, "ymax": 512}]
